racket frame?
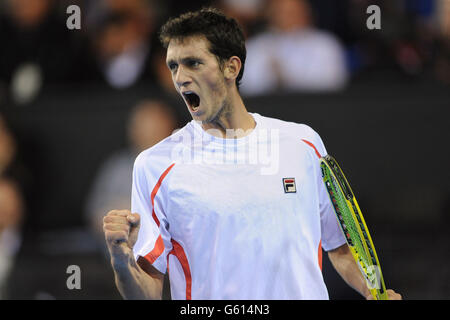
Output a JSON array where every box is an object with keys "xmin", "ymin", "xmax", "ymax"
[{"xmin": 320, "ymin": 155, "xmax": 388, "ymax": 300}]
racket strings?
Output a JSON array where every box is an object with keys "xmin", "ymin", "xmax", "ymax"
[
  {"xmin": 324, "ymin": 166, "xmax": 370, "ymax": 269},
  {"xmin": 327, "ymin": 173, "xmax": 372, "ymax": 270}
]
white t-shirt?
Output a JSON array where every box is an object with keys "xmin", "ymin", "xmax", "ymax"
[{"xmin": 132, "ymin": 113, "xmax": 346, "ymax": 300}]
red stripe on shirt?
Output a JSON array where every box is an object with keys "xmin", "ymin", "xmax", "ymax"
[
  {"xmin": 301, "ymin": 139, "xmax": 323, "ymax": 270},
  {"xmin": 301, "ymin": 139, "xmax": 322, "ymax": 158},
  {"xmin": 142, "ymin": 163, "xmax": 175, "ymax": 264},
  {"xmin": 150, "ymin": 163, "xmax": 176, "ymax": 227},
  {"xmin": 144, "ymin": 235, "xmax": 164, "ymax": 264},
  {"xmin": 167, "ymin": 239, "xmax": 192, "ymax": 300},
  {"xmin": 318, "ymin": 240, "xmax": 323, "ymax": 271}
]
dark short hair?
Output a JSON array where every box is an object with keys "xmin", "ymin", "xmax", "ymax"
[{"xmin": 159, "ymin": 8, "xmax": 246, "ymax": 89}]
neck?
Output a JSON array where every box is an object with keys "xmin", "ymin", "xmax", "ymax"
[{"xmin": 201, "ymin": 89, "xmax": 256, "ymax": 138}]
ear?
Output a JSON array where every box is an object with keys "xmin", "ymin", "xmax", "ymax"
[{"xmin": 223, "ymin": 56, "xmax": 242, "ymax": 83}]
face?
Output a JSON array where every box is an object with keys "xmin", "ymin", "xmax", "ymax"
[
  {"xmin": 0, "ymin": 117, "xmax": 16, "ymax": 171},
  {"xmin": 166, "ymin": 35, "xmax": 230, "ymax": 123},
  {"xmin": 128, "ymin": 102, "xmax": 176, "ymax": 152},
  {"xmin": 0, "ymin": 179, "xmax": 23, "ymax": 229},
  {"xmin": 268, "ymin": 0, "xmax": 310, "ymax": 32}
]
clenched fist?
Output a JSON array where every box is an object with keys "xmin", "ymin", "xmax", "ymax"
[{"xmin": 103, "ymin": 210, "xmax": 141, "ymax": 258}]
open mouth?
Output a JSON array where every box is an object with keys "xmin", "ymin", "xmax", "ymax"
[{"xmin": 182, "ymin": 91, "xmax": 200, "ymax": 112}]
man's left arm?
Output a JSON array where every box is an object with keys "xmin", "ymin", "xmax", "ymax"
[{"xmin": 327, "ymin": 244, "xmax": 402, "ymax": 300}]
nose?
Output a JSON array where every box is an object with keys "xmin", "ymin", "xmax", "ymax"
[{"xmin": 174, "ymin": 66, "xmax": 191, "ymax": 89}]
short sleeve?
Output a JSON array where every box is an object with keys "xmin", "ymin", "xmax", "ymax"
[
  {"xmin": 131, "ymin": 153, "xmax": 174, "ymax": 274},
  {"xmin": 301, "ymin": 126, "xmax": 347, "ymax": 252}
]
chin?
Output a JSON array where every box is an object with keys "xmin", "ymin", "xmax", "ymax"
[{"xmin": 188, "ymin": 106, "xmax": 204, "ymax": 116}]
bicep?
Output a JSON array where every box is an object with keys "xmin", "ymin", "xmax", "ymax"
[
  {"xmin": 327, "ymin": 243, "xmax": 352, "ymax": 266},
  {"xmin": 137, "ymin": 256, "xmax": 165, "ymax": 284}
]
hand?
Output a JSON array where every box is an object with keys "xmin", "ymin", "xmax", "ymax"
[
  {"xmin": 103, "ymin": 209, "xmax": 140, "ymax": 259},
  {"xmin": 366, "ymin": 289, "xmax": 402, "ymax": 300}
]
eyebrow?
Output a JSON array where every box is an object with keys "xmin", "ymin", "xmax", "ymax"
[{"xmin": 166, "ymin": 56, "xmax": 203, "ymax": 67}]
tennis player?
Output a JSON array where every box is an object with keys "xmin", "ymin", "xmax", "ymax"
[{"xmin": 103, "ymin": 8, "xmax": 401, "ymax": 300}]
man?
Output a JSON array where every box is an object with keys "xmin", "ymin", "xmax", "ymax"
[{"xmin": 103, "ymin": 8, "xmax": 401, "ymax": 300}]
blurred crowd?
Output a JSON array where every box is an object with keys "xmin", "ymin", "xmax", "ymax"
[
  {"xmin": 0, "ymin": 114, "xmax": 26, "ymax": 298},
  {"xmin": 0, "ymin": 0, "xmax": 449, "ymax": 299},
  {"xmin": 0, "ymin": 0, "xmax": 448, "ymax": 105}
]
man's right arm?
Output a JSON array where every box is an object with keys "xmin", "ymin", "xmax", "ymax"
[{"xmin": 103, "ymin": 210, "xmax": 164, "ymax": 300}]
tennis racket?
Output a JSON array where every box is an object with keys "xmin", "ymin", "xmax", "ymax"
[{"xmin": 320, "ymin": 154, "xmax": 388, "ymax": 300}]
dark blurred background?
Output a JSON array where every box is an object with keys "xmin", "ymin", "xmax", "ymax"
[{"xmin": 0, "ymin": 0, "xmax": 449, "ymax": 300}]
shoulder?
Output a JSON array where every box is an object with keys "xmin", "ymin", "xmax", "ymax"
[
  {"xmin": 133, "ymin": 123, "xmax": 191, "ymax": 176},
  {"xmin": 257, "ymin": 113, "xmax": 321, "ymax": 139},
  {"xmin": 255, "ymin": 113, "xmax": 327, "ymax": 157}
]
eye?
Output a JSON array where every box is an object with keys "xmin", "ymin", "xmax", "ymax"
[
  {"xmin": 188, "ymin": 60, "xmax": 201, "ymax": 68},
  {"xmin": 168, "ymin": 63, "xmax": 178, "ymax": 72}
]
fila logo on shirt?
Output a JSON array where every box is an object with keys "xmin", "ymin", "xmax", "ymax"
[{"xmin": 283, "ymin": 178, "xmax": 296, "ymax": 193}]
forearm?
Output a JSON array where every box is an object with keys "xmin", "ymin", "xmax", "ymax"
[
  {"xmin": 111, "ymin": 253, "xmax": 163, "ymax": 300},
  {"xmin": 328, "ymin": 244, "xmax": 371, "ymax": 299}
]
